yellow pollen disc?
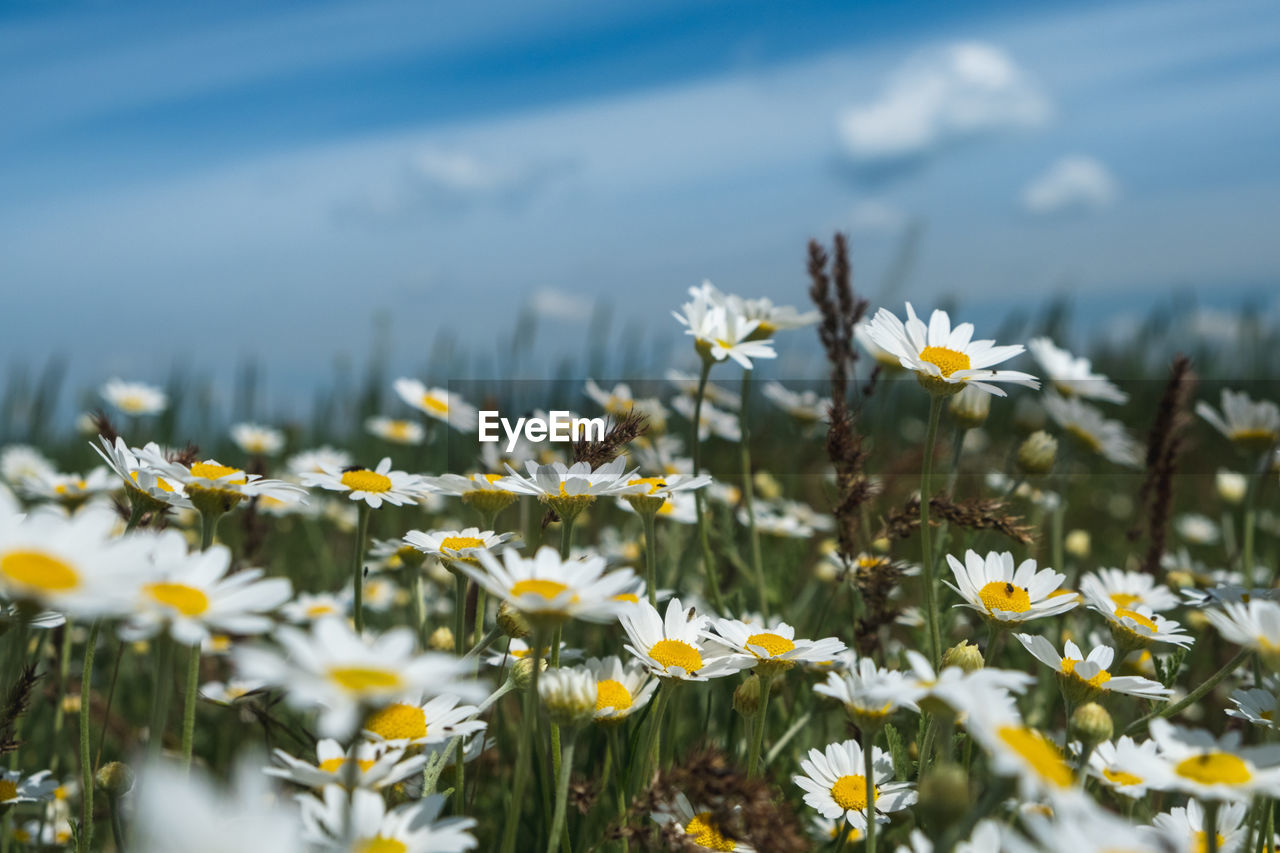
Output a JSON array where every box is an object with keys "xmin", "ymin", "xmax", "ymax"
[
  {"xmin": 1, "ymin": 550, "xmax": 81, "ymax": 592},
  {"xmin": 745, "ymin": 632, "xmax": 796, "ymax": 658},
  {"xmin": 318, "ymin": 757, "xmax": 377, "ymax": 774},
  {"xmin": 387, "ymin": 421, "xmax": 414, "ymax": 439},
  {"xmin": 1066, "ymin": 425, "xmax": 1103, "ymax": 453},
  {"xmin": 978, "ymin": 581, "xmax": 1031, "ymax": 614},
  {"xmin": 628, "ymin": 477, "xmax": 668, "ymax": 495},
  {"xmin": 341, "ymin": 469, "xmax": 393, "ymax": 493},
  {"xmin": 1061, "ymin": 658, "xmax": 1111, "ymax": 688},
  {"xmin": 1232, "ymin": 427, "xmax": 1279, "ymax": 444},
  {"xmin": 595, "ymin": 679, "xmax": 633, "ymax": 712},
  {"xmin": 144, "ymin": 582, "xmax": 210, "ymax": 617},
  {"xmin": 0, "ymin": 780, "xmax": 17, "ymax": 801},
  {"xmin": 1194, "ymin": 832, "xmax": 1226, "ymax": 853},
  {"xmin": 1102, "ymin": 768, "xmax": 1143, "ymax": 786},
  {"xmin": 440, "ymin": 536, "xmax": 485, "ymax": 552},
  {"xmin": 997, "ymin": 725, "xmax": 1073, "ymax": 788},
  {"xmin": 511, "ymin": 579, "xmax": 572, "ymax": 601},
  {"xmin": 683, "ymin": 812, "xmax": 736, "ymax": 852},
  {"xmin": 357, "ymin": 838, "xmax": 408, "ymax": 853},
  {"xmin": 306, "ymin": 604, "xmax": 336, "ymax": 617},
  {"xmin": 421, "ymin": 394, "xmax": 449, "ymax": 415},
  {"xmin": 328, "ymin": 666, "xmax": 403, "ymax": 693},
  {"xmin": 1175, "ymin": 752, "xmax": 1252, "ymax": 785},
  {"xmin": 1110, "ymin": 592, "xmax": 1141, "ymax": 608},
  {"xmin": 1115, "ymin": 608, "xmax": 1157, "ymax": 632},
  {"xmin": 830, "ymin": 773, "xmax": 877, "ymax": 812},
  {"xmin": 919, "ymin": 345, "xmax": 971, "ymax": 377},
  {"xmin": 613, "ymin": 593, "xmax": 639, "ymax": 603},
  {"xmin": 649, "ymin": 639, "xmax": 703, "ymax": 673},
  {"xmin": 130, "ymin": 470, "xmax": 174, "ymax": 492},
  {"xmin": 190, "ymin": 461, "xmax": 247, "ymax": 483},
  {"xmin": 1263, "ymin": 711, "xmax": 1275, "ymax": 721},
  {"xmin": 365, "ymin": 703, "xmax": 428, "ymax": 741}
]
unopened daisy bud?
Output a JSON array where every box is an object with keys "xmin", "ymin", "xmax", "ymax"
[
  {"xmin": 814, "ymin": 560, "xmax": 839, "ymax": 583},
  {"xmin": 95, "ymin": 762, "xmax": 134, "ymax": 797},
  {"xmin": 1013, "ymin": 396, "xmax": 1046, "ymax": 434},
  {"xmin": 941, "ymin": 640, "xmax": 984, "ymax": 674},
  {"xmin": 733, "ymin": 675, "xmax": 762, "ymax": 719},
  {"xmin": 427, "ymin": 626, "xmax": 454, "ymax": 652},
  {"xmin": 1016, "ymin": 430, "xmax": 1058, "ymax": 476},
  {"xmin": 62, "ymin": 695, "xmax": 82, "ymax": 715},
  {"xmin": 510, "ymin": 657, "xmax": 543, "ymax": 691},
  {"xmin": 949, "ymin": 385, "xmax": 991, "ymax": 429},
  {"xmin": 1217, "ymin": 469, "xmax": 1247, "ymax": 505},
  {"xmin": 497, "ymin": 602, "xmax": 531, "ymax": 640},
  {"xmin": 753, "ymin": 471, "xmax": 782, "ymax": 501},
  {"xmin": 1065, "ymin": 529, "xmax": 1091, "ymax": 559},
  {"xmin": 872, "ymin": 537, "xmax": 891, "ymax": 553},
  {"xmin": 539, "ymin": 667, "xmax": 597, "ymax": 728},
  {"xmin": 1069, "ymin": 702, "xmax": 1113, "ymax": 747},
  {"xmin": 918, "ymin": 763, "xmax": 969, "ymax": 831}
]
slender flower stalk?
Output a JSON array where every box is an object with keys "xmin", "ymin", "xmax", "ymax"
[
  {"xmin": 351, "ymin": 503, "xmax": 371, "ymax": 633},
  {"xmin": 78, "ymin": 620, "xmax": 102, "ymax": 853},
  {"xmin": 739, "ymin": 368, "xmax": 767, "ymax": 617},
  {"xmin": 919, "ymin": 396, "xmax": 944, "ymax": 667},
  {"xmin": 180, "ymin": 643, "xmax": 200, "ymax": 769},
  {"xmin": 642, "ymin": 511, "xmax": 659, "ymax": 608},
  {"xmin": 500, "ymin": 629, "xmax": 546, "ymax": 853},
  {"xmin": 1125, "ymin": 648, "xmax": 1252, "ymax": 734},
  {"xmin": 745, "ymin": 673, "xmax": 773, "ymax": 777},
  {"xmin": 863, "ymin": 728, "xmax": 878, "ymax": 853},
  {"xmin": 547, "ymin": 730, "xmax": 578, "ymax": 853},
  {"xmin": 147, "ymin": 635, "xmax": 174, "ymax": 757},
  {"xmin": 691, "ymin": 360, "xmax": 726, "ymax": 613}
]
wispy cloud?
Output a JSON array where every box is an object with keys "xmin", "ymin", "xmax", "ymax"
[{"xmin": 1021, "ymin": 155, "xmax": 1118, "ymax": 215}]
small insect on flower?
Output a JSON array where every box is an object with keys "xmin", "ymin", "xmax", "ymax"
[
  {"xmin": 651, "ymin": 792, "xmax": 755, "ymax": 852},
  {"xmin": 945, "ymin": 550, "xmax": 1078, "ymax": 627},
  {"xmin": 1125, "ymin": 719, "xmax": 1280, "ymax": 802},
  {"xmin": 793, "ymin": 738, "xmax": 916, "ymax": 831},
  {"xmin": 620, "ymin": 598, "xmax": 751, "ymax": 682}
]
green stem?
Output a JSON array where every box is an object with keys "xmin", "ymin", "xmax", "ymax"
[
  {"xmin": 124, "ymin": 499, "xmax": 147, "ymax": 532},
  {"xmin": 559, "ymin": 514, "xmax": 577, "ymax": 560},
  {"xmin": 739, "ymin": 368, "xmax": 766, "ymax": 618},
  {"xmin": 452, "ymin": 570, "xmax": 467, "ymax": 809},
  {"xmin": 1205, "ymin": 800, "xmax": 1220, "ymax": 853},
  {"xmin": 1125, "ymin": 648, "xmax": 1252, "ymax": 735},
  {"xmin": 147, "ymin": 635, "xmax": 175, "ymax": 756},
  {"xmin": 920, "ymin": 396, "xmax": 943, "ymax": 667},
  {"xmin": 181, "ymin": 644, "xmax": 200, "ymax": 769},
  {"xmin": 500, "ymin": 630, "xmax": 545, "ymax": 853},
  {"xmin": 863, "ymin": 727, "xmax": 878, "ymax": 853},
  {"xmin": 198, "ymin": 508, "xmax": 224, "ymax": 551},
  {"xmin": 642, "ymin": 511, "xmax": 659, "ymax": 608},
  {"xmin": 832, "ymin": 823, "xmax": 850, "ymax": 853},
  {"xmin": 108, "ymin": 794, "xmax": 127, "ymax": 853},
  {"xmin": 633, "ymin": 681, "xmax": 672, "ymax": 794},
  {"xmin": 690, "ymin": 360, "xmax": 726, "ymax": 613},
  {"xmin": 352, "ymin": 503, "xmax": 371, "ymax": 633},
  {"xmin": 77, "ymin": 621, "xmax": 101, "ymax": 853},
  {"xmin": 745, "ymin": 675, "xmax": 772, "ymax": 777},
  {"xmin": 547, "ymin": 731, "xmax": 578, "ymax": 853}
]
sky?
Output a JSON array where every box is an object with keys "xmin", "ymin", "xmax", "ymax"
[{"xmin": 3, "ymin": 0, "xmax": 1279, "ymax": 406}]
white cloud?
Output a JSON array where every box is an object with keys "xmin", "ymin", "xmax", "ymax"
[
  {"xmin": 837, "ymin": 42, "xmax": 1051, "ymax": 162},
  {"xmin": 1021, "ymin": 155, "xmax": 1118, "ymax": 214}
]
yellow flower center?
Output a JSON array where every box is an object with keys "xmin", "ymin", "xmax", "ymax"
[
  {"xmin": 358, "ymin": 838, "xmax": 408, "ymax": 853},
  {"xmin": 996, "ymin": 725, "xmax": 1073, "ymax": 788},
  {"xmin": 649, "ymin": 639, "xmax": 703, "ymax": 673},
  {"xmin": 1, "ymin": 550, "xmax": 81, "ymax": 592},
  {"xmin": 1061, "ymin": 658, "xmax": 1111, "ymax": 688},
  {"xmin": 1109, "ymin": 592, "xmax": 1141, "ymax": 608},
  {"xmin": 1194, "ymin": 831, "xmax": 1227, "ymax": 853},
  {"xmin": 144, "ymin": 582, "xmax": 211, "ymax": 617},
  {"xmin": 306, "ymin": 603, "xmax": 337, "ymax": 618},
  {"xmin": 1066, "ymin": 425, "xmax": 1103, "ymax": 453},
  {"xmin": 1102, "ymin": 768, "xmax": 1143, "ymax": 786},
  {"xmin": 1175, "ymin": 752, "xmax": 1252, "ymax": 785},
  {"xmin": 510, "ymin": 579, "xmax": 572, "ymax": 601},
  {"xmin": 0, "ymin": 780, "xmax": 17, "ymax": 801},
  {"xmin": 365, "ymin": 703, "xmax": 428, "ymax": 741},
  {"xmin": 1115, "ymin": 608, "xmax": 1157, "ymax": 632},
  {"xmin": 745, "ymin": 632, "xmax": 795, "ymax": 658},
  {"xmin": 130, "ymin": 470, "xmax": 176, "ymax": 492},
  {"xmin": 613, "ymin": 593, "xmax": 639, "ymax": 604},
  {"xmin": 978, "ymin": 581, "xmax": 1031, "ymax": 614},
  {"xmin": 341, "ymin": 469, "xmax": 393, "ymax": 493},
  {"xmin": 317, "ymin": 757, "xmax": 377, "ymax": 774},
  {"xmin": 1231, "ymin": 427, "xmax": 1279, "ymax": 445},
  {"xmin": 830, "ymin": 774, "xmax": 877, "ymax": 811},
  {"xmin": 595, "ymin": 679, "xmax": 633, "ymax": 712},
  {"xmin": 919, "ymin": 345, "xmax": 971, "ymax": 377},
  {"xmin": 328, "ymin": 666, "xmax": 403, "ymax": 693},
  {"xmin": 421, "ymin": 394, "xmax": 449, "ymax": 415},
  {"xmin": 190, "ymin": 462, "xmax": 247, "ymax": 483},
  {"xmin": 440, "ymin": 536, "xmax": 485, "ymax": 552},
  {"xmin": 683, "ymin": 812, "xmax": 736, "ymax": 852},
  {"xmin": 628, "ymin": 477, "xmax": 668, "ymax": 495}
]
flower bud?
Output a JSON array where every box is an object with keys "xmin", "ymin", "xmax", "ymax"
[
  {"xmin": 918, "ymin": 763, "xmax": 969, "ymax": 830},
  {"xmin": 1069, "ymin": 702, "xmax": 1113, "ymax": 747},
  {"xmin": 1216, "ymin": 470, "xmax": 1247, "ymax": 505},
  {"xmin": 539, "ymin": 667, "xmax": 596, "ymax": 728},
  {"xmin": 733, "ymin": 675, "xmax": 762, "ymax": 719},
  {"xmin": 1064, "ymin": 529, "xmax": 1091, "ymax": 559},
  {"xmin": 941, "ymin": 641, "xmax": 984, "ymax": 674},
  {"xmin": 497, "ymin": 602, "xmax": 531, "ymax": 640},
  {"xmin": 510, "ymin": 656, "xmax": 544, "ymax": 691},
  {"xmin": 1016, "ymin": 431, "xmax": 1058, "ymax": 476},
  {"xmin": 753, "ymin": 471, "xmax": 782, "ymax": 501},
  {"xmin": 95, "ymin": 762, "xmax": 135, "ymax": 797},
  {"xmin": 949, "ymin": 385, "xmax": 991, "ymax": 429},
  {"xmin": 427, "ymin": 626, "xmax": 454, "ymax": 652}
]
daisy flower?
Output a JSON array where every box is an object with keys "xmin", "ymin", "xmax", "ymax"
[
  {"xmin": 903, "ymin": 650, "xmax": 1034, "ymax": 721},
  {"xmin": 0, "ymin": 768, "xmax": 57, "ymax": 804},
  {"xmin": 1079, "ymin": 568, "xmax": 1179, "ymax": 612},
  {"xmin": 1014, "ymin": 634, "xmax": 1172, "ymax": 703},
  {"xmin": 1203, "ymin": 599, "xmax": 1280, "ymax": 667},
  {"xmin": 731, "ymin": 292, "xmax": 819, "ymax": 335},
  {"xmin": 266, "ymin": 739, "xmax": 426, "ymax": 791},
  {"xmin": 199, "ymin": 677, "xmax": 266, "ymax": 705},
  {"xmin": 233, "ymin": 617, "xmax": 483, "ymax": 737},
  {"xmin": 1026, "ymin": 337, "xmax": 1129, "ymax": 403},
  {"xmin": 101, "ymin": 377, "xmax": 167, "ymax": 416},
  {"xmin": 498, "ymin": 457, "xmax": 646, "ymax": 500},
  {"xmin": 853, "ymin": 322, "xmax": 904, "ymax": 370},
  {"xmin": 813, "ymin": 657, "xmax": 923, "ymax": 728},
  {"xmin": 365, "ymin": 416, "xmax": 425, "ymax": 446},
  {"xmin": 583, "ymin": 656, "xmax": 657, "ymax": 724},
  {"xmin": 1087, "ymin": 736, "xmax": 1160, "ymax": 798},
  {"xmin": 12, "ymin": 820, "xmax": 74, "ymax": 847},
  {"xmin": 419, "ymin": 472, "xmax": 509, "ymax": 497},
  {"xmin": 230, "ymin": 423, "xmax": 285, "ymax": 456},
  {"xmin": 17, "ymin": 466, "xmax": 116, "ymax": 508},
  {"xmin": 392, "ymin": 378, "xmax": 479, "ymax": 433},
  {"xmin": 584, "ymin": 379, "xmax": 669, "ymax": 426},
  {"xmin": 1175, "ymin": 512, "xmax": 1220, "ymax": 546},
  {"xmin": 864, "ymin": 303, "xmax": 1039, "ymax": 396},
  {"xmin": 144, "ymin": 453, "xmax": 305, "ymax": 510},
  {"xmin": 123, "ymin": 534, "xmax": 292, "ymax": 646},
  {"xmin": 665, "ymin": 369, "xmax": 741, "ymax": 409},
  {"xmin": 670, "ymin": 395, "xmax": 742, "ymax": 442},
  {"xmin": 92, "ymin": 437, "xmax": 192, "ymax": 509},
  {"xmin": 461, "ymin": 546, "xmax": 636, "ymax": 628},
  {"xmin": 1042, "ymin": 392, "xmax": 1142, "ymax": 467},
  {"xmin": 761, "ymin": 381, "xmax": 829, "ymax": 423},
  {"xmin": 1148, "ymin": 800, "xmax": 1248, "ymax": 853},
  {"xmin": 618, "ymin": 490, "xmax": 699, "ymax": 524},
  {"xmin": 0, "ymin": 445, "xmax": 55, "ymax": 488},
  {"xmin": 673, "ymin": 282, "xmax": 777, "ymax": 370},
  {"xmin": 1020, "ymin": 807, "xmax": 1165, "ymax": 853},
  {"xmin": 620, "ymin": 597, "xmax": 750, "ymax": 681},
  {"xmin": 286, "ymin": 446, "xmax": 353, "ymax": 477},
  {"xmin": 944, "ymin": 550, "xmax": 1078, "ymax": 627},
  {"xmin": 1130, "ymin": 719, "xmax": 1280, "ymax": 802},
  {"xmin": 299, "ymin": 787, "xmax": 477, "ymax": 852},
  {"xmin": 1227, "ymin": 686, "xmax": 1279, "ymax": 730},
  {"xmin": 650, "ymin": 792, "xmax": 754, "ymax": 852},
  {"xmin": 483, "ymin": 638, "xmax": 581, "ymax": 668},
  {"xmin": 403, "ymin": 527, "xmax": 516, "ymax": 564},
  {"xmin": 1197, "ymin": 389, "xmax": 1280, "ymax": 451},
  {"xmin": 963, "ymin": 706, "xmax": 1077, "ymax": 799},
  {"xmin": 280, "ymin": 591, "xmax": 351, "ymax": 624},
  {"xmin": 362, "ymin": 694, "xmax": 486, "ymax": 748},
  {"xmin": 1083, "ymin": 585, "xmax": 1194, "ymax": 650},
  {"xmin": 301, "ymin": 457, "xmax": 427, "ymax": 509},
  {"xmin": 793, "ymin": 738, "xmax": 916, "ymax": 831},
  {"xmin": 706, "ymin": 617, "xmax": 846, "ymax": 676}
]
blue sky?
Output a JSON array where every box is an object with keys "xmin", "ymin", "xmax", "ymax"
[{"xmin": 2, "ymin": 0, "xmax": 1279, "ymax": 406}]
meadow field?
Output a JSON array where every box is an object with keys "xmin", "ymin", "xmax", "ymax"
[{"xmin": 0, "ymin": 237, "xmax": 1278, "ymax": 853}]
